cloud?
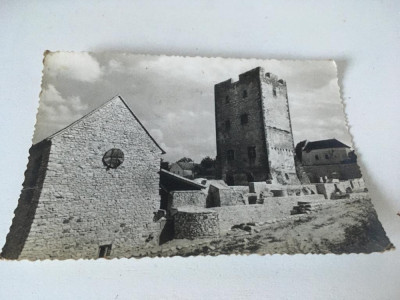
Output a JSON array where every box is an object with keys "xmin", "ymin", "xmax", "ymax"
[
  {"xmin": 34, "ymin": 84, "xmax": 89, "ymax": 142},
  {"xmin": 44, "ymin": 52, "xmax": 103, "ymax": 82},
  {"xmin": 34, "ymin": 54, "xmax": 353, "ymax": 162}
]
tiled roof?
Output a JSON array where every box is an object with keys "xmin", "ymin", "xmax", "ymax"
[{"xmin": 303, "ymin": 139, "xmax": 350, "ymax": 152}]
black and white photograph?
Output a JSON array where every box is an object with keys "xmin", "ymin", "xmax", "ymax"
[{"xmin": 0, "ymin": 53, "xmax": 393, "ymax": 260}]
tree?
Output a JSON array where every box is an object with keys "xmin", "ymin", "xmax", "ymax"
[
  {"xmin": 200, "ymin": 156, "xmax": 216, "ymax": 169},
  {"xmin": 177, "ymin": 157, "xmax": 193, "ymax": 163}
]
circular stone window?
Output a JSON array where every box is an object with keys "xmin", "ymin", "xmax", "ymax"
[{"xmin": 103, "ymin": 148, "xmax": 124, "ymax": 169}]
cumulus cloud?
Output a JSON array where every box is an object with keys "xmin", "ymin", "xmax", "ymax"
[
  {"xmin": 34, "ymin": 84, "xmax": 89, "ymax": 143},
  {"xmin": 34, "ymin": 54, "xmax": 353, "ymax": 161},
  {"xmin": 44, "ymin": 52, "xmax": 103, "ymax": 82}
]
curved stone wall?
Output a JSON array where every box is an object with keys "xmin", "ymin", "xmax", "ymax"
[{"xmin": 174, "ymin": 207, "xmax": 219, "ymax": 239}]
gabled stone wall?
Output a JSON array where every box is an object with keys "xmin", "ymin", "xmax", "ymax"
[{"xmin": 2, "ymin": 97, "xmax": 163, "ymax": 260}]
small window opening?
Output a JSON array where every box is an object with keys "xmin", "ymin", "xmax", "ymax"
[
  {"xmin": 240, "ymin": 114, "xmax": 249, "ymax": 125},
  {"xmin": 99, "ymin": 244, "xmax": 112, "ymax": 258},
  {"xmin": 227, "ymin": 150, "xmax": 235, "ymax": 162},
  {"xmin": 285, "ymin": 173, "xmax": 289, "ymax": 180},
  {"xmin": 325, "ymin": 154, "xmax": 329, "ymax": 159},
  {"xmin": 242, "ymin": 90, "xmax": 248, "ymax": 98},
  {"xmin": 225, "ymin": 120, "xmax": 231, "ymax": 131},
  {"xmin": 248, "ymin": 146, "xmax": 256, "ymax": 162},
  {"xmin": 273, "ymin": 87, "xmax": 277, "ymax": 97},
  {"xmin": 103, "ymin": 149, "xmax": 124, "ymax": 169},
  {"xmin": 225, "ymin": 95, "xmax": 230, "ymax": 103},
  {"xmin": 315, "ymin": 155, "xmax": 319, "ymax": 161}
]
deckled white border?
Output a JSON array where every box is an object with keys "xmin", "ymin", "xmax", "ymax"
[{"xmin": 0, "ymin": 1, "xmax": 399, "ymax": 299}]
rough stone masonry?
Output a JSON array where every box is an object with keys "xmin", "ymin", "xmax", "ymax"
[
  {"xmin": 215, "ymin": 67, "xmax": 300, "ymax": 186},
  {"xmin": 1, "ymin": 96, "xmax": 165, "ymax": 260}
]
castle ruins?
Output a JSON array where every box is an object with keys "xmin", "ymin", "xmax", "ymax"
[{"xmin": 1, "ymin": 68, "xmax": 368, "ymax": 259}]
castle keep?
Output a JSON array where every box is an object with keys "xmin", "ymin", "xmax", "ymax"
[
  {"xmin": 2, "ymin": 96, "xmax": 165, "ymax": 259},
  {"xmin": 215, "ymin": 67, "xmax": 300, "ymax": 185}
]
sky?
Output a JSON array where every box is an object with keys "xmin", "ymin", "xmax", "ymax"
[{"xmin": 34, "ymin": 52, "xmax": 352, "ymax": 162}]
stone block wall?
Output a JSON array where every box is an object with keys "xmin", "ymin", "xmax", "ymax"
[
  {"xmin": 1, "ymin": 141, "xmax": 51, "ymax": 259},
  {"xmin": 316, "ymin": 179, "xmax": 365, "ymax": 199},
  {"xmin": 2, "ymin": 97, "xmax": 164, "ymax": 260},
  {"xmin": 211, "ymin": 194, "xmax": 325, "ymax": 232},
  {"xmin": 259, "ymin": 72, "xmax": 299, "ymax": 185},
  {"xmin": 206, "ymin": 184, "xmax": 248, "ymax": 207},
  {"xmin": 167, "ymin": 190, "xmax": 207, "ymax": 210},
  {"xmin": 303, "ymin": 163, "xmax": 362, "ymax": 183},
  {"xmin": 174, "ymin": 207, "xmax": 220, "ymax": 239}
]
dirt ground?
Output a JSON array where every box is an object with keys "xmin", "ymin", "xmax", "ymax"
[{"xmin": 131, "ymin": 195, "xmax": 393, "ymax": 258}]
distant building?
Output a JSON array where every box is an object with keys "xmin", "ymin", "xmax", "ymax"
[
  {"xmin": 169, "ymin": 161, "xmax": 197, "ymax": 179},
  {"xmin": 214, "ymin": 67, "xmax": 300, "ymax": 185},
  {"xmin": 297, "ymin": 139, "xmax": 352, "ymax": 166},
  {"xmin": 295, "ymin": 139, "xmax": 361, "ymax": 183}
]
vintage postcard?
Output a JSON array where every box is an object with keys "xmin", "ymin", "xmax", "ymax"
[{"xmin": 1, "ymin": 53, "xmax": 393, "ymax": 260}]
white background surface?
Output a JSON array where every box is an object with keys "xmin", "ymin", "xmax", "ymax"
[{"xmin": 0, "ymin": 1, "xmax": 399, "ymax": 299}]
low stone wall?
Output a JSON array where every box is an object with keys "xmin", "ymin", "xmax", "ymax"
[
  {"xmin": 316, "ymin": 179, "xmax": 366, "ymax": 199},
  {"xmin": 168, "ymin": 190, "xmax": 207, "ymax": 210},
  {"xmin": 249, "ymin": 182, "xmax": 317, "ymax": 198},
  {"xmin": 207, "ymin": 184, "xmax": 248, "ymax": 207},
  {"xmin": 211, "ymin": 194, "xmax": 325, "ymax": 232},
  {"xmin": 174, "ymin": 207, "xmax": 220, "ymax": 239},
  {"xmin": 303, "ymin": 163, "xmax": 362, "ymax": 183}
]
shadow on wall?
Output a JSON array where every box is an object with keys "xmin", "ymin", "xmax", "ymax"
[{"xmin": 1, "ymin": 141, "xmax": 51, "ymax": 259}]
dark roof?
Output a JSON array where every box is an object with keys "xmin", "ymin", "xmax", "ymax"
[
  {"xmin": 33, "ymin": 95, "xmax": 165, "ymax": 154},
  {"xmin": 303, "ymin": 139, "xmax": 350, "ymax": 152},
  {"xmin": 159, "ymin": 169, "xmax": 206, "ymax": 191}
]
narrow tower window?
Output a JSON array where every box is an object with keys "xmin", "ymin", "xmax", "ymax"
[
  {"xmin": 273, "ymin": 87, "xmax": 277, "ymax": 97},
  {"xmin": 227, "ymin": 150, "xmax": 235, "ymax": 162},
  {"xmin": 248, "ymin": 146, "xmax": 256, "ymax": 163},
  {"xmin": 225, "ymin": 120, "xmax": 231, "ymax": 131},
  {"xmin": 240, "ymin": 114, "xmax": 249, "ymax": 125},
  {"xmin": 242, "ymin": 90, "xmax": 248, "ymax": 98},
  {"xmin": 225, "ymin": 95, "xmax": 230, "ymax": 103},
  {"xmin": 315, "ymin": 155, "xmax": 319, "ymax": 161}
]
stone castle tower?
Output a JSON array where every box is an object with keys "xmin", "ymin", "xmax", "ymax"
[{"xmin": 215, "ymin": 67, "xmax": 300, "ymax": 185}]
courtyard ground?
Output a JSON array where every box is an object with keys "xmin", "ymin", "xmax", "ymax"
[{"xmin": 130, "ymin": 195, "xmax": 393, "ymax": 258}]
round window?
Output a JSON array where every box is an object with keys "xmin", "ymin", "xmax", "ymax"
[{"xmin": 103, "ymin": 149, "xmax": 124, "ymax": 169}]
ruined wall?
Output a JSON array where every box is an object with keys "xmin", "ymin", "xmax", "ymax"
[
  {"xmin": 316, "ymin": 179, "xmax": 366, "ymax": 199},
  {"xmin": 211, "ymin": 194, "xmax": 325, "ymax": 232},
  {"xmin": 3, "ymin": 98, "xmax": 163, "ymax": 260},
  {"xmin": 303, "ymin": 163, "xmax": 362, "ymax": 183},
  {"xmin": 215, "ymin": 67, "xmax": 299, "ymax": 185},
  {"xmin": 206, "ymin": 184, "xmax": 248, "ymax": 207},
  {"xmin": 174, "ymin": 207, "xmax": 220, "ymax": 239},
  {"xmin": 167, "ymin": 190, "xmax": 207, "ymax": 210}
]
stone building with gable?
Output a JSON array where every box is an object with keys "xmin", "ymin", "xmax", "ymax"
[
  {"xmin": 295, "ymin": 138, "xmax": 362, "ymax": 183},
  {"xmin": 169, "ymin": 161, "xmax": 197, "ymax": 179},
  {"xmin": 214, "ymin": 67, "xmax": 300, "ymax": 186},
  {"xmin": 1, "ymin": 95, "xmax": 165, "ymax": 260}
]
